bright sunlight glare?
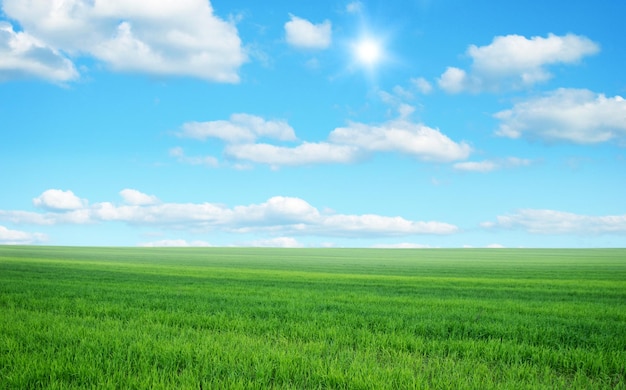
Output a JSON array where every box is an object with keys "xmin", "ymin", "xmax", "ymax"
[{"xmin": 355, "ymin": 38, "xmax": 382, "ymax": 66}]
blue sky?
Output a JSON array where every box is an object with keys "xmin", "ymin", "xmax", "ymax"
[{"xmin": 1, "ymin": 0, "xmax": 625, "ymax": 247}]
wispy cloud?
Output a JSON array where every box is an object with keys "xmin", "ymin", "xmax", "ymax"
[
  {"xmin": 177, "ymin": 114, "xmax": 296, "ymax": 143},
  {"xmin": 371, "ymin": 243, "xmax": 433, "ymax": 248},
  {"xmin": 225, "ymin": 142, "xmax": 361, "ymax": 167},
  {"xmin": 482, "ymin": 209, "xmax": 626, "ymax": 234},
  {"xmin": 453, "ymin": 157, "xmax": 532, "ymax": 173},
  {"xmin": 248, "ymin": 237, "xmax": 303, "ymax": 248},
  {"xmin": 411, "ymin": 77, "xmax": 433, "ymax": 95},
  {"xmin": 169, "ymin": 147, "xmax": 219, "ymax": 167},
  {"xmin": 346, "ymin": 2, "xmax": 363, "ymax": 14},
  {"xmin": 138, "ymin": 239, "xmax": 212, "ymax": 247}
]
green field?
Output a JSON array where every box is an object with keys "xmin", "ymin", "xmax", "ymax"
[{"xmin": 1, "ymin": 246, "xmax": 625, "ymax": 389}]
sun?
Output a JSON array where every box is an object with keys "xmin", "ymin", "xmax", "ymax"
[{"xmin": 354, "ymin": 38, "xmax": 382, "ymax": 67}]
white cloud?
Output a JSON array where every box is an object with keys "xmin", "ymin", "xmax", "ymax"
[
  {"xmin": 494, "ymin": 88, "xmax": 626, "ymax": 144},
  {"xmin": 397, "ymin": 103, "xmax": 416, "ymax": 119},
  {"xmin": 378, "ymin": 89, "xmax": 415, "ymax": 118},
  {"xmin": 138, "ymin": 239, "xmax": 212, "ymax": 247},
  {"xmin": 329, "ymin": 120, "xmax": 471, "ymax": 162},
  {"xmin": 453, "ymin": 157, "xmax": 531, "ymax": 172},
  {"xmin": 169, "ymin": 147, "xmax": 219, "ymax": 167},
  {"xmin": 453, "ymin": 160, "xmax": 497, "ymax": 173},
  {"xmin": 91, "ymin": 201, "xmax": 226, "ymax": 227},
  {"xmin": 231, "ymin": 196, "xmax": 321, "ymax": 226},
  {"xmin": 392, "ymin": 85, "xmax": 414, "ymax": 100},
  {"xmin": 175, "ymin": 114, "xmax": 470, "ymax": 167},
  {"xmin": 346, "ymin": 2, "xmax": 363, "ymax": 14},
  {"xmin": 33, "ymin": 189, "xmax": 87, "ymax": 211},
  {"xmin": 2, "ymin": 190, "xmax": 459, "ymax": 238},
  {"xmin": 383, "ymin": 78, "xmax": 432, "ymax": 106},
  {"xmin": 439, "ymin": 33, "xmax": 599, "ymax": 93},
  {"xmin": 470, "ymin": 33, "xmax": 599, "ymax": 77},
  {"xmin": 371, "ymin": 243, "xmax": 433, "ymax": 248},
  {"xmin": 378, "ymin": 81, "xmax": 432, "ymax": 119},
  {"xmin": 120, "ymin": 189, "xmax": 159, "ymax": 206},
  {"xmin": 482, "ymin": 209, "xmax": 626, "ymax": 235},
  {"xmin": 321, "ymin": 214, "xmax": 458, "ymax": 236},
  {"xmin": 284, "ymin": 14, "xmax": 332, "ymax": 50},
  {"xmin": 248, "ymin": 237, "xmax": 303, "ymax": 248},
  {"xmin": 0, "ymin": 225, "xmax": 47, "ymax": 244},
  {"xmin": 225, "ymin": 142, "xmax": 362, "ymax": 167},
  {"xmin": 2, "ymin": 0, "xmax": 246, "ymax": 82},
  {"xmin": 0, "ymin": 210, "xmax": 88, "ymax": 225},
  {"xmin": 505, "ymin": 157, "xmax": 533, "ymax": 167},
  {"xmin": 438, "ymin": 67, "xmax": 468, "ymax": 94},
  {"xmin": 0, "ymin": 22, "xmax": 78, "ymax": 82},
  {"xmin": 411, "ymin": 77, "xmax": 433, "ymax": 94},
  {"xmin": 178, "ymin": 114, "xmax": 297, "ymax": 142},
  {"xmin": 486, "ymin": 243, "xmax": 505, "ymax": 248}
]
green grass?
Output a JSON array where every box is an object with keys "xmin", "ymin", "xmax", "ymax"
[{"xmin": 1, "ymin": 246, "xmax": 625, "ymax": 389}]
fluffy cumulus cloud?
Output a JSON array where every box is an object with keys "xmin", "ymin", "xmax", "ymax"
[
  {"xmin": 0, "ymin": 22, "xmax": 78, "ymax": 82},
  {"xmin": 453, "ymin": 157, "xmax": 531, "ymax": 173},
  {"xmin": 230, "ymin": 196, "xmax": 321, "ymax": 227},
  {"xmin": 329, "ymin": 120, "xmax": 471, "ymax": 162},
  {"xmin": 284, "ymin": 14, "xmax": 332, "ymax": 49},
  {"xmin": 0, "ymin": 189, "xmax": 459, "ymax": 238},
  {"xmin": 1, "ymin": 0, "xmax": 246, "ymax": 82},
  {"xmin": 0, "ymin": 225, "xmax": 47, "ymax": 244},
  {"xmin": 175, "ymin": 114, "xmax": 470, "ymax": 167},
  {"xmin": 120, "ymin": 189, "xmax": 159, "ymax": 206},
  {"xmin": 33, "ymin": 189, "xmax": 87, "ymax": 211},
  {"xmin": 494, "ymin": 88, "xmax": 626, "ymax": 144},
  {"xmin": 438, "ymin": 33, "xmax": 599, "ymax": 93},
  {"xmin": 482, "ymin": 209, "xmax": 626, "ymax": 235},
  {"xmin": 438, "ymin": 67, "xmax": 468, "ymax": 94}
]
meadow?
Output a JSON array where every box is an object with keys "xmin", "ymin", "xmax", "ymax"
[{"xmin": 0, "ymin": 246, "xmax": 625, "ymax": 389}]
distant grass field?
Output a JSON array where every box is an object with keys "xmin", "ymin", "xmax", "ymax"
[{"xmin": 1, "ymin": 246, "xmax": 625, "ymax": 389}]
